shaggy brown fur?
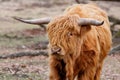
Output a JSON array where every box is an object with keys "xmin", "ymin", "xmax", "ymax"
[{"xmin": 47, "ymin": 4, "xmax": 112, "ymax": 80}]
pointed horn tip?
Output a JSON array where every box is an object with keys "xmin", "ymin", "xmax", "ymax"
[
  {"xmin": 12, "ymin": 16, "xmax": 18, "ymax": 19},
  {"xmin": 100, "ymin": 21, "xmax": 104, "ymax": 25},
  {"xmin": 95, "ymin": 20, "xmax": 104, "ymax": 26},
  {"xmin": 12, "ymin": 16, "xmax": 23, "ymax": 21},
  {"xmin": 96, "ymin": 21, "xmax": 104, "ymax": 26}
]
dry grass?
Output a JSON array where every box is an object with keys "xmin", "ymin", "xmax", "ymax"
[
  {"xmin": 0, "ymin": 55, "xmax": 119, "ymax": 80},
  {"xmin": 0, "ymin": 56, "xmax": 48, "ymax": 80}
]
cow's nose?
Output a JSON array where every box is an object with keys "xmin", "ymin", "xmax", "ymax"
[{"xmin": 51, "ymin": 46, "xmax": 61, "ymax": 54}]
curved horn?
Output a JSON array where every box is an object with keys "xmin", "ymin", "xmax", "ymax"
[
  {"xmin": 13, "ymin": 16, "xmax": 51, "ymax": 25},
  {"xmin": 78, "ymin": 18, "xmax": 104, "ymax": 26}
]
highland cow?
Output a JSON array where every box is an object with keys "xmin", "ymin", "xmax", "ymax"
[{"xmin": 14, "ymin": 4, "xmax": 112, "ymax": 80}]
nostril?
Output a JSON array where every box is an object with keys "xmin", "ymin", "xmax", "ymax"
[{"xmin": 51, "ymin": 47, "xmax": 61, "ymax": 54}]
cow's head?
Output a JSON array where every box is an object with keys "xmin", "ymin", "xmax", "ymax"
[
  {"xmin": 13, "ymin": 15, "xmax": 103, "ymax": 56},
  {"xmin": 47, "ymin": 15, "xmax": 104, "ymax": 56}
]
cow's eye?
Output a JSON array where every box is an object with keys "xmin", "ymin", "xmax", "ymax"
[{"xmin": 68, "ymin": 32, "xmax": 73, "ymax": 36}]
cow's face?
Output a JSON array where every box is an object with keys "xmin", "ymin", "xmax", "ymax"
[{"xmin": 47, "ymin": 15, "xmax": 83, "ymax": 56}]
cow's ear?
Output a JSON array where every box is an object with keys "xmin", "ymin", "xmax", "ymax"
[
  {"xmin": 80, "ymin": 25, "xmax": 91, "ymax": 34},
  {"xmin": 74, "ymin": 24, "xmax": 91, "ymax": 35}
]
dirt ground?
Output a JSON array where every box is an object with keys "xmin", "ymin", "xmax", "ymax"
[{"xmin": 0, "ymin": 0, "xmax": 120, "ymax": 80}]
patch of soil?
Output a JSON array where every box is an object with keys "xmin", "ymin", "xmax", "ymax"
[
  {"xmin": 21, "ymin": 28, "xmax": 46, "ymax": 37},
  {"xmin": 28, "ymin": 41, "xmax": 48, "ymax": 50}
]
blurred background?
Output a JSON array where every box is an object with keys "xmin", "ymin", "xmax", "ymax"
[{"xmin": 0, "ymin": 0, "xmax": 120, "ymax": 80}]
